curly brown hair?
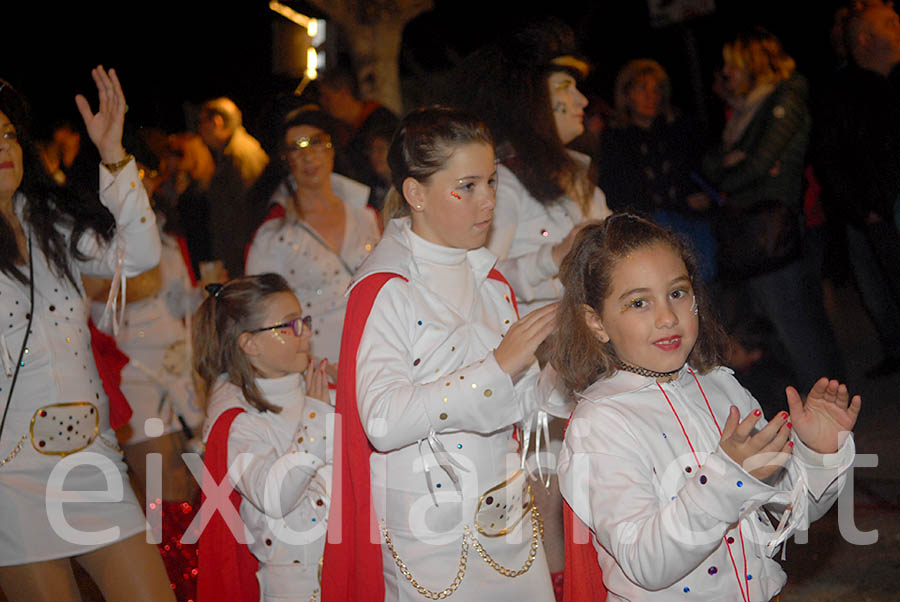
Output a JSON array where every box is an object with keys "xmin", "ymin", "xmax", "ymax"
[{"xmin": 551, "ymin": 214, "xmax": 728, "ymax": 397}]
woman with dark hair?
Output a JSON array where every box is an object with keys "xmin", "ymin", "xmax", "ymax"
[
  {"xmin": 450, "ymin": 17, "xmax": 611, "ymax": 317},
  {"xmin": 246, "ymin": 105, "xmax": 381, "ymax": 371},
  {"xmin": 0, "ymin": 68, "xmax": 173, "ymax": 600}
]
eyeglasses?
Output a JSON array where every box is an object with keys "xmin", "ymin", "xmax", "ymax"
[
  {"xmin": 284, "ymin": 134, "xmax": 332, "ymax": 157},
  {"xmin": 250, "ymin": 315, "xmax": 312, "ymax": 337}
]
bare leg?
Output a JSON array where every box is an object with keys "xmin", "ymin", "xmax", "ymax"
[
  {"xmin": 75, "ymin": 533, "xmax": 175, "ymax": 602},
  {"xmin": 0, "ymin": 557, "xmax": 82, "ymax": 602},
  {"xmin": 124, "ymin": 431, "xmax": 198, "ymax": 503}
]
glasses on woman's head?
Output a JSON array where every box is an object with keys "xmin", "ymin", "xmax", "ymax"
[
  {"xmin": 284, "ymin": 134, "xmax": 332, "ymax": 158},
  {"xmin": 250, "ymin": 315, "xmax": 312, "ymax": 337}
]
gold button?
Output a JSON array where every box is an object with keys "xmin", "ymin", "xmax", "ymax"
[
  {"xmin": 484, "ymin": 389, "xmax": 493, "ymax": 398},
  {"xmin": 442, "ymin": 397, "xmax": 449, "ymax": 403},
  {"xmin": 471, "ymin": 383, "xmax": 477, "ymax": 389},
  {"xmin": 459, "ymin": 375, "xmax": 464, "ymax": 380},
  {"xmin": 140, "ymin": 216, "xmax": 147, "ymax": 223},
  {"xmin": 439, "ymin": 413, "xmax": 448, "ymax": 420},
  {"xmin": 297, "ymin": 437, "xmax": 303, "ymax": 443}
]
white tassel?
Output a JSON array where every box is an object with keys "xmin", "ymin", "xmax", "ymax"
[
  {"xmin": 98, "ymin": 235, "xmax": 127, "ymax": 336},
  {"xmin": 1, "ymin": 333, "xmax": 13, "ymax": 377}
]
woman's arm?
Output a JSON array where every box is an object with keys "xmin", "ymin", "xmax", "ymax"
[
  {"xmin": 74, "ymin": 66, "xmax": 160, "ymax": 277},
  {"xmin": 355, "ymin": 279, "xmax": 523, "ymax": 452}
]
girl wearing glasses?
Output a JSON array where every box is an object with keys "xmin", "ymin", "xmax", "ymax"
[
  {"xmin": 194, "ymin": 274, "xmax": 333, "ymax": 602},
  {"xmin": 246, "ymin": 106, "xmax": 382, "ymax": 375}
]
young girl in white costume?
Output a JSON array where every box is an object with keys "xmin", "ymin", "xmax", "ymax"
[
  {"xmin": 322, "ymin": 107, "xmax": 558, "ymax": 601},
  {"xmin": 195, "ymin": 274, "xmax": 333, "ymax": 602},
  {"xmin": 553, "ymin": 215, "xmax": 860, "ymax": 602}
]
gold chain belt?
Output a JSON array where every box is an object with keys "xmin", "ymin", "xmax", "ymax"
[{"xmin": 381, "ymin": 504, "xmax": 544, "ymax": 599}]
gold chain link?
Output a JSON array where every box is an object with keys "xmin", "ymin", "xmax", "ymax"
[
  {"xmin": 381, "ymin": 521, "xmax": 470, "ymax": 599},
  {"xmin": 469, "ymin": 504, "xmax": 544, "ymax": 578},
  {"xmin": 380, "ymin": 504, "xmax": 544, "ymax": 598},
  {"xmin": 0, "ymin": 435, "xmax": 26, "ymax": 468},
  {"xmin": 97, "ymin": 434, "xmax": 124, "ymax": 455}
]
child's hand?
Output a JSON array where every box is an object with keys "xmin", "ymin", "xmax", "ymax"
[
  {"xmin": 787, "ymin": 377, "xmax": 861, "ymax": 454},
  {"xmin": 494, "ymin": 303, "xmax": 558, "ymax": 378},
  {"xmin": 719, "ymin": 406, "xmax": 792, "ymax": 481},
  {"xmin": 304, "ymin": 358, "xmax": 331, "ymax": 404}
]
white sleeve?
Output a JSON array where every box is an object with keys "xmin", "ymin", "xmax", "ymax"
[
  {"xmin": 227, "ymin": 405, "xmax": 329, "ymax": 519},
  {"xmin": 245, "ymin": 224, "xmax": 283, "ymax": 276},
  {"xmin": 355, "ymin": 279, "xmax": 524, "ymax": 452},
  {"xmin": 559, "ymin": 405, "xmax": 780, "ymax": 590},
  {"xmin": 76, "ymin": 160, "xmax": 161, "ymax": 278},
  {"xmin": 488, "ymin": 168, "xmax": 560, "ymax": 302}
]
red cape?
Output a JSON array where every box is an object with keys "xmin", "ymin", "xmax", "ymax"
[
  {"xmin": 87, "ymin": 319, "xmax": 132, "ymax": 430},
  {"xmin": 198, "ymin": 407, "xmax": 260, "ymax": 602},
  {"xmin": 321, "ymin": 268, "xmax": 517, "ymax": 601},
  {"xmin": 563, "ymin": 499, "xmax": 607, "ymax": 602},
  {"xmin": 562, "ymin": 414, "xmax": 607, "ymax": 602}
]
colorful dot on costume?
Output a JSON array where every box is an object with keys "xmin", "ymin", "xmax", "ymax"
[
  {"xmin": 457, "ymin": 444, "xmax": 462, "ymax": 449},
  {"xmin": 662, "ymin": 433, "xmax": 667, "ymax": 438},
  {"xmin": 708, "ymin": 566, "xmax": 717, "ymax": 575},
  {"xmin": 700, "ymin": 476, "xmax": 707, "ymax": 484},
  {"xmin": 727, "ymin": 537, "xmax": 735, "ymax": 544},
  {"xmin": 486, "ymin": 496, "xmax": 494, "ymax": 505},
  {"xmin": 413, "ymin": 358, "xmax": 421, "ymax": 366},
  {"xmin": 737, "ymin": 481, "xmax": 743, "ymax": 487},
  {"xmin": 685, "ymin": 466, "xmax": 692, "ymax": 473},
  {"xmin": 417, "ymin": 320, "xmax": 422, "ymax": 326},
  {"xmin": 683, "ymin": 587, "xmax": 690, "ymax": 593},
  {"xmin": 746, "ymin": 574, "xmax": 752, "ymax": 580}
]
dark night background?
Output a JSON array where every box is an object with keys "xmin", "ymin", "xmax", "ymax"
[{"xmin": 6, "ymin": 1, "xmax": 843, "ymax": 143}]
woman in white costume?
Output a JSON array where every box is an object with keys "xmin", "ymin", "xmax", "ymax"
[
  {"xmin": 246, "ymin": 106, "xmax": 381, "ymax": 370},
  {"xmin": 0, "ymin": 67, "xmax": 173, "ymax": 601},
  {"xmin": 322, "ymin": 107, "xmax": 558, "ymax": 602}
]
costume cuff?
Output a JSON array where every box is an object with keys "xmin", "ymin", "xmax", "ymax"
[{"xmin": 791, "ymin": 433, "xmax": 855, "ymax": 499}]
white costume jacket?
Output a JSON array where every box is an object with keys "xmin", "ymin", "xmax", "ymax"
[
  {"xmin": 558, "ymin": 366, "xmax": 855, "ymax": 602},
  {"xmin": 90, "ymin": 231, "xmax": 203, "ymax": 444},
  {"xmin": 202, "ymin": 373, "xmax": 333, "ymax": 602},
  {"xmin": 350, "ymin": 218, "xmax": 554, "ymax": 601},
  {"xmin": 246, "ymin": 174, "xmax": 380, "ymax": 365},
  {"xmin": 0, "ymin": 161, "xmax": 160, "ymax": 564},
  {"xmin": 488, "ymin": 155, "xmax": 611, "ymax": 316}
]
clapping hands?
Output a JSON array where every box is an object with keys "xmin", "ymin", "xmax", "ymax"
[{"xmin": 786, "ymin": 377, "xmax": 861, "ymax": 454}]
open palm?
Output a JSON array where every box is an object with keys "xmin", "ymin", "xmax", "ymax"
[
  {"xmin": 74, "ymin": 65, "xmax": 127, "ymax": 164},
  {"xmin": 786, "ymin": 377, "xmax": 861, "ymax": 454}
]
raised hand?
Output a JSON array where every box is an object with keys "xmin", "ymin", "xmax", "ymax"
[
  {"xmin": 304, "ymin": 358, "xmax": 330, "ymax": 404},
  {"xmin": 787, "ymin": 377, "xmax": 861, "ymax": 454},
  {"xmin": 719, "ymin": 406, "xmax": 792, "ymax": 481},
  {"xmin": 74, "ymin": 65, "xmax": 127, "ymax": 164},
  {"xmin": 494, "ymin": 302, "xmax": 558, "ymax": 378}
]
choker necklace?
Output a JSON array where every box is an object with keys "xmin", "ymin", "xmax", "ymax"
[{"xmin": 616, "ymin": 361, "xmax": 681, "ymax": 380}]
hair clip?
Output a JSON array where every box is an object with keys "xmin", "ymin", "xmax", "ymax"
[{"xmin": 205, "ymin": 283, "xmax": 224, "ymax": 299}]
